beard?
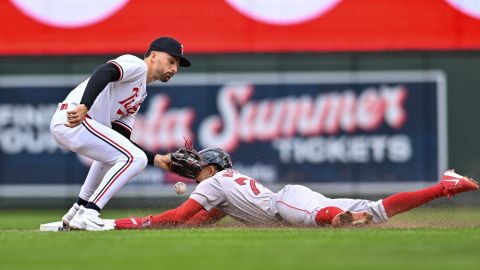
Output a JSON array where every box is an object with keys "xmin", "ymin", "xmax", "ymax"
[{"xmin": 160, "ymin": 72, "xmax": 174, "ymax": 82}]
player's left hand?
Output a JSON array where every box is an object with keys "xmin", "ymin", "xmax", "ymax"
[
  {"xmin": 169, "ymin": 148, "xmax": 203, "ymax": 179},
  {"xmin": 65, "ymin": 104, "xmax": 88, "ymax": 127}
]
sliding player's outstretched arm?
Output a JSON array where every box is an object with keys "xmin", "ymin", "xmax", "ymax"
[
  {"xmin": 183, "ymin": 208, "xmax": 226, "ymax": 227},
  {"xmin": 114, "ymin": 198, "xmax": 204, "ymax": 229}
]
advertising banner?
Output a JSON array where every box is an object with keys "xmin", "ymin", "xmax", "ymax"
[
  {"xmin": 1, "ymin": 0, "xmax": 480, "ymax": 54},
  {"xmin": 0, "ymin": 71, "xmax": 446, "ymax": 188}
]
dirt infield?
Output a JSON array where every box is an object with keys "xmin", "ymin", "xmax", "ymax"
[
  {"xmin": 203, "ymin": 206, "xmax": 480, "ymax": 229},
  {"xmin": 0, "ymin": 206, "xmax": 479, "ymax": 231}
]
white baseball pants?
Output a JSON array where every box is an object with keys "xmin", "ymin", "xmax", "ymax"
[
  {"xmin": 273, "ymin": 184, "xmax": 389, "ymax": 226},
  {"xmin": 50, "ymin": 103, "xmax": 147, "ymax": 208}
]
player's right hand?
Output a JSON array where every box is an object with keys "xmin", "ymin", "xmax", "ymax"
[
  {"xmin": 65, "ymin": 104, "xmax": 88, "ymax": 128},
  {"xmin": 115, "ymin": 216, "xmax": 152, "ymax": 230}
]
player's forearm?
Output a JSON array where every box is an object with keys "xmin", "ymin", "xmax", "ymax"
[
  {"xmin": 150, "ymin": 199, "xmax": 204, "ymax": 227},
  {"xmin": 115, "ymin": 199, "xmax": 204, "ymax": 230},
  {"xmin": 114, "ymin": 209, "xmax": 182, "ymax": 230},
  {"xmin": 183, "ymin": 208, "xmax": 226, "ymax": 227},
  {"xmin": 149, "ymin": 208, "xmax": 187, "ymax": 228},
  {"xmin": 115, "ymin": 209, "xmax": 190, "ymax": 230}
]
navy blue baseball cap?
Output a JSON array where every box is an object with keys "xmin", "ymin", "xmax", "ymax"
[{"xmin": 148, "ymin": 37, "xmax": 191, "ymax": 67}]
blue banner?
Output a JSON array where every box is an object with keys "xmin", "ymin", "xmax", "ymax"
[{"xmin": 0, "ymin": 72, "xmax": 446, "ymax": 185}]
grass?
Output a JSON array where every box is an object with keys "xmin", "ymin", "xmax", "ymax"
[{"xmin": 0, "ymin": 207, "xmax": 479, "ymax": 270}]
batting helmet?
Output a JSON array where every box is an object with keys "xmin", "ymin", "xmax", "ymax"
[{"xmin": 199, "ymin": 148, "xmax": 233, "ymax": 170}]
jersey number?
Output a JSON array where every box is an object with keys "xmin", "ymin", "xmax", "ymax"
[{"xmin": 234, "ymin": 177, "xmax": 260, "ymax": 195}]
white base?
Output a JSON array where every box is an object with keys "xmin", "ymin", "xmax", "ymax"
[
  {"xmin": 40, "ymin": 219, "xmax": 115, "ymax": 231},
  {"xmin": 39, "ymin": 221, "xmax": 69, "ymax": 232}
]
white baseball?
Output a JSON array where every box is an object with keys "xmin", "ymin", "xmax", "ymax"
[{"xmin": 174, "ymin": 182, "xmax": 187, "ymax": 194}]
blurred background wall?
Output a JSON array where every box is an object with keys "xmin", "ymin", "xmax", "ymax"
[{"xmin": 1, "ymin": 0, "xmax": 479, "ymax": 207}]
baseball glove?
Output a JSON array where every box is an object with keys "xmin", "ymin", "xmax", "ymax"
[{"xmin": 169, "ymin": 148, "xmax": 202, "ymax": 179}]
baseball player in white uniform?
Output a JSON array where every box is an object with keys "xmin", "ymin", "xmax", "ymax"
[
  {"xmin": 114, "ymin": 148, "xmax": 479, "ymax": 229},
  {"xmin": 50, "ymin": 37, "xmax": 191, "ymax": 231}
]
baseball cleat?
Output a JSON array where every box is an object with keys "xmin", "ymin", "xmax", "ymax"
[
  {"xmin": 331, "ymin": 210, "xmax": 373, "ymax": 227},
  {"xmin": 440, "ymin": 169, "xmax": 479, "ymax": 198},
  {"xmin": 69, "ymin": 206, "xmax": 113, "ymax": 231},
  {"xmin": 62, "ymin": 202, "xmax": 80, "ymax": 227}
]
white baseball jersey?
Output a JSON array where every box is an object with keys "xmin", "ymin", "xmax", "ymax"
[
  {"xmin": 63, "ymin": 54, "xmax": 147, "ymax": 130},
  {"xmin": 190, "ymin": 170, "xmax": 389, "ymax": 227},
  {"xmin": 50, "ymin": 54, "xmax": 150, "ymax": 209},
  {"xmin": 190, "ymin": 169, "xmax": 282, "ymax": 225}
]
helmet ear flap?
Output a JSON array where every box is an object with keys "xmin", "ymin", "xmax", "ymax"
[{"xmin": 223, "ymin": 155, "xmax": 232, "ymax": 169}]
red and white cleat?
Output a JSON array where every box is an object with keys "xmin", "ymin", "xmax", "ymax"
[
  {"xmin": 440, "ymin": 170, "xmax": 479, "ymax": 199},
  {"xmin": 331, "ymin": 210, "xmax": 373, "ymax": 227}
]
